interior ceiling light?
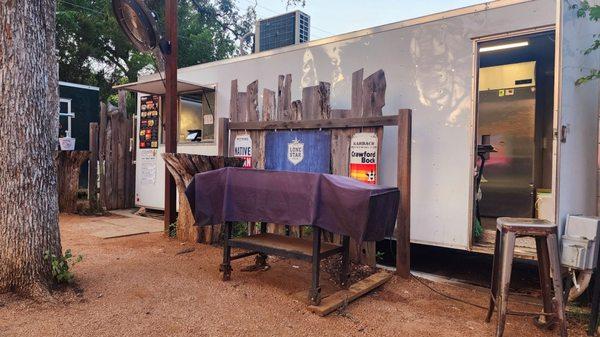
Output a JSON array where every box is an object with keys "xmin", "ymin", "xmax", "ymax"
[{"xmin": 479, "ymin": 41, "xmax": 529, "ymax": 53}]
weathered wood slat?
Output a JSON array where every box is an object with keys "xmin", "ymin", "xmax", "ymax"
[
  {"xmin": 307, "ymin": 271, "xmax": 392, "ymax": 316},
  {"xmin": 88, "ymin": 123, "xmax": 100, "ymax": 211},
  {"xmin": 229, "ymin": 115, "xmax": 399, "ymax": 130},
  {"xmin": 351, "ymin": 68, "xmax": 364, "ymax": 116},
  {"xmin": 246, "ymin": 80, "xmax": 259, "ymax": 122},
  {"xmin": 262, "ymin": 89, "xmax": 276, "ymax": 121},
  {"xmin": 237, "ymin": 92, "xmax": 248, "ymax": 122},
  {"xmin": 230, "ymin": 79, "xmax": 240, "ymax": 122},
  {"xmin": 362, "ymin": 69, "xmax": 386, "ymax": 117},
  {"xmin": 291, "ymin": 100, "xmax": 303, "ymax": 121},
  {"xmin": 396, "ymin": 109, "xmax": 412, "ymax": 278},
  {"xmin": 278, "ymin": 74, "xmax": 292, "ymax": 120},
  {"xmin": 302, "ymin": 82, "xmax": 330, "ymax": 120},
  {"xmin": 98, "ymin": 103, "xmax": 107, "ymax": 209},
  {"xmin": 330, "ymin": 109, "xmax": 350, "ymax": 119}
]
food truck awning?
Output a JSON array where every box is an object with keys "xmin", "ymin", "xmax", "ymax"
[{"xmin": 113, "ymin": 78, "xmax": 214, "ymax": 95}]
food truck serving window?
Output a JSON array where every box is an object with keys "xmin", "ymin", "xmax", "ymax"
[{"xmin": 179, "ymin": 91, "xmax": 215, "ymax": 143}]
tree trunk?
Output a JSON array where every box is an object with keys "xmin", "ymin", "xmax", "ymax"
[
  {"xmin": 57, "ymin": 151, "xmax": 90, "ymax": 213},
  {"xmin": 0, "ymin": 0, "xmax": 62, "ymax": 296}
]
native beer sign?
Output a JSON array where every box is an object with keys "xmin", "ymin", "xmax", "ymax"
[
  {"xmin": 350, "ymin": 132, "xmax": 378, "ymax": 184},
  {"xmin": 233, "ymin": 134, "xmax": 253, "ymax": 168}
]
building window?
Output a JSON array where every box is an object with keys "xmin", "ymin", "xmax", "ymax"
[
  {"xmin": 178, "ymin": 91, "xmax": 215, "ymax": 143},
  {"xmin": 59, "ymin": 98, "xmax": 74, "ymax": 138}
]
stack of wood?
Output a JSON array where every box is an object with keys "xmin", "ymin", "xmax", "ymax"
[
  {"xmin": 162, "ymin": 153, "xmax": 244, "ymax": 244},
  {"xmin": 227, "ymin": 68, "xmax": 387, "ymax": 266},
  {"xmin": 56, "ymin": 150, "xmax": 90, "ymax": 213}
]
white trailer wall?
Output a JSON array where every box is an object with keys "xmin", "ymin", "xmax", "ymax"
[{"xmin": 139, "ymin": 0, "xmax": 556, "ymax": 249}]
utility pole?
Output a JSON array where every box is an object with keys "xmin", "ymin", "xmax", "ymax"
[{"xmin": 164, "ymin": 0, "xmax": 178, "ymax": 234}]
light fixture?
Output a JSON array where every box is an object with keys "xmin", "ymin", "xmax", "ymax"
[{"xmin": 479, "ymin": 41, "xmax": 529, "ymax": 53}]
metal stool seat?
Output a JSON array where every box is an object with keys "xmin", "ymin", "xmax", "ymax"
[{"xmin": 485, "ymin": 217, "xmax": 567, "ymax": 337}]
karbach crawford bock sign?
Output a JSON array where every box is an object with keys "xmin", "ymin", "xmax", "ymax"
[
  {"xmin": 350, "ymin": 132, "xmax": 378, "ymax": 184},
  {"xmin": 233, "ymin": 134, "xmax": 253, "ymax": 168}
]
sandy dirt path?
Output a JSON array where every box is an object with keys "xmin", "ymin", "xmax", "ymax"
[{"xmin": 0, "ymin": 214, "xmax": 587, "ymax": 337}]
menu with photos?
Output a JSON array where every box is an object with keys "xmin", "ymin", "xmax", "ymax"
[{"xmin": 139, "ymin": 95, "xmax": 160, "ymax": 149}]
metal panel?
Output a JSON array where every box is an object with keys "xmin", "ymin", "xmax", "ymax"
[
  {"xmin": 265, "ymin": 130, "xmax": 331, "ymax": 173},
  {"xmin": 477, "ymin": 86, "xmax": 536, "ymax": 217},
  {"xmin": 555, "ymin": 0, "xmax": 600, "ymax": 235}
]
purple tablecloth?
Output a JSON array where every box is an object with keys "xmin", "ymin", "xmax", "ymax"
[{"xmin": 185, "ymin": 167, "xmax": 399, "ymax": 242}]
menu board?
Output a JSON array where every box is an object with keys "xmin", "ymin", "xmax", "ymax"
[{"xmin": 139, "ymin": 95, "xmax": 160, "ymax": 149}]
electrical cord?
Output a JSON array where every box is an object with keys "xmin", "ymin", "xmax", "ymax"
[{"xmin": 410, "ymin": 273, "xmax": 550, "ymax": 317}]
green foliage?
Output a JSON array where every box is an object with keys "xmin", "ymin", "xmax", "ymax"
[
  {"xmin": 572, "ymin": 1, "xmax": 600, "ymax": 85},
  {"xmin": 169, "ymin": 222, "xmax": 178, "ymax": 238},
  {"xmin": 43, "ymin": 249, "xmax": 84, "ymax": 284},
  {"xmin": 473, "ymin": 217, "xmax": 484, "ymax": 239},
  {"xmin": 232, "ymin": 222, "xmax": 248, "ymax": 237},
  {"xmin": 57, "ymin": 0, "xmax": 256, "ymax": 100},
  {"xmin": 375, "ymin": 250, "xmax": 385, "ymax": 262}
]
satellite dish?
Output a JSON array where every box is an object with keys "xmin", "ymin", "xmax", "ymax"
[{"xmin": 112, "ymin": 0, "xmax": 160, "ymax": 52}]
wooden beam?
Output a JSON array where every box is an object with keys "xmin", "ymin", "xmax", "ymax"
[
  {"xmin": 350, "ymin": 68, "xmax": 363, "ymax": 116},
  {"xmin": 396, "ymin": 109, "xmax": 412, "ymax": 278},
  {"xmin": 230, "ymin": 79, "xmax": 240, "ymax": 122},
  {"xmin": 307, "ymin": 271, "xmax": 392, "ymax": 316},
  {"xmin": 164, "ymin": 0, "xmax": 178, "ymax": 234},
  {"xmin": 88, "ymin": 122, "xmax": 99, "ymax": 209},
  {"xmin": 246, "ymin": 80, "xmax": 259, "ymax": 121},
  {"xmin": 362, "ymin": 69, "xmax": 386, "ymax": 117},
  {"xmin": 262, "ymin": 89, "xmax": 276, "ymax": 121},
  {"xmin": 229, "ymin": 115, "xmax": 400, "ymax": 131},
  {"xmin": 217, "ymin": 118, "xmax": 229, "ymax": 156}
]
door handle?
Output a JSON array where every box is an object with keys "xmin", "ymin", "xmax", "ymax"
[{"xmin": 560, "ymin": 125, "xmax": 568, "ymax": 143}]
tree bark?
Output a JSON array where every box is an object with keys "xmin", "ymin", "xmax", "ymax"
[
  {"xmin": 57, "ymin": 151, "xmax": 90, "ymax": 213},
  {"xmin": 0, "ymin": 0, "xmax": 62, "ymax": 296},
  {"xmin": 162, "ymin": 154, "xmax": 243, "ymax": 244}
]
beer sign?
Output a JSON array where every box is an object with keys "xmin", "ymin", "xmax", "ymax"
[
  {"xmin": 350, "ymin": 132, "xmax": 378, "ymax": 184},
  {"xmin": 234, "ymin": 134, "xmax": 253, "ymax": 168}
]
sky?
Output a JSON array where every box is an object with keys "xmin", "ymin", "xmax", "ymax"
[{"xmin": 242, "ymin": 0, "xmax": 486, "ymax": 39}]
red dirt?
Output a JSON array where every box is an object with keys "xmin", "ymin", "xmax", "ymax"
[{"xmin": 0, "ymin": 214, "xmax": 587, "ymax": 336}]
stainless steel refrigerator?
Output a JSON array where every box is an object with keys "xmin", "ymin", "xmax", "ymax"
[{"xmin": 477, "ymin": 61, "xmax": 536, "ymax": 218}]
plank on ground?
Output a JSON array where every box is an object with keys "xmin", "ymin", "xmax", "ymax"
[{"xmin": 307, "ymin": 271, "xmax": 392, "ymax": 316}]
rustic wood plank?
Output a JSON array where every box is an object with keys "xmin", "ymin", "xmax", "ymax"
[
  {"xmin": 330, "ymin": 109, "xmax": 350, "ymax": 119},
  {"xmin": 351, "ymin": 68, "xmax": 364, "ymax": 116},
  {"xmin": 302, "ymin": 82, "xmax": 331, "ymax": 120},
  {"xmin": 307, "ymin": 271, "xmax": 392, "ymax": 316},
  {"xmin": 230, "ymin": 79, "xmax": 240, "ymax": 122},
  {"xmin": 98, "ymin": 102, "xmax": 107, "ymax": 210},
  {"xmin": 396, "ymin": 109, "xmax": 412, "ymax": 278},
  {"xmin": 246, "ymin": 80, "xmax": 259, "ymax": 122},
  {"xmin": 237, "ymin": 92, "xmax": 248, "ymax": 122},
  {"xmin": 278, "ymin": 74, "xmax": 292, "ymax": 120},
  {"xmin": 229, "ymin": 233, "xmax": 341, "ymax": 259},
  {"xmin": 362, "ymin": 69, "xmax": 386, "ymax": 117},
  {"xmin": 88, "ymin": 123, "xmax": 99, "ymax": 210},
  {"xmin": 291, "ymin": 100, "xmax": 303, "ymax": 121},
  {"xmin": 229, "ymin": 115, "xmax": 399, "ymax": 131},
  {"xmin": 217, "ymin": 118, "xmax": 229, "ymax": 156},
  {"xmin": 262, "ymin": 89, "xmax": 276, "ymax": 121}
]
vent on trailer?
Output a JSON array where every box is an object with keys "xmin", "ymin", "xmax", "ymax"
[{"xmin": 255, "ymin": 10, "xmax": 310, "ymax": 53}]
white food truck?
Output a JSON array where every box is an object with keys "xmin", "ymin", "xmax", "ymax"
[{"xmin": 116, "ymin": 0, "xmax": 600, "ymax": 258}]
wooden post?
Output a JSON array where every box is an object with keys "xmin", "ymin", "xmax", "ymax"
[
  {"xmin": 217, "ymin": 117, "xmax": 229, "ymax": 156},
  {"xmin": 99, "ymin": 102, "xmax": 107, "ymax": 210},
  {"xmin": 164, "ymin": 0, "xmax": 178, "ymax": 234},
  {"xmin": 88, "ymin": 123, "xmax": 99, "ymax": 210},
  {"xmin": 396, "ymin": 109, "xmax": 412, "ymax": 278},
  {"xmin": 57, "ymin": 151, "xmax": 90, "ymax": 213}
]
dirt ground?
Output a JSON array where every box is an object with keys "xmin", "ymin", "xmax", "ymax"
[{"xmin": 0, "ymin": 214, "xmax": 588, "ymax": 337}]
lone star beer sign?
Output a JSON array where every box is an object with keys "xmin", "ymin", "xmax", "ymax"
[
  {"xmin": 265, "ymin": 130, "xmax": 330, "ymax": 173},
  {"xmin": 287, "ymin": 138, "xmax": 304, "ymax": 165},
  {"xmin": 233, "ymin": 134, "xmax": 253, "ymax": 168},
  {"xmin": 350, "ymin": 132, "xmax": 378, "ymax": 184}
]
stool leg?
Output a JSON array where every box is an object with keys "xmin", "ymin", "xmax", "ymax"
[
  {"xmin": 496, "ymin": 231, "xmax": 516, "ymax": 337},
  {"xmin": 535, "ymin": 236, "xmax": 555, "ymax": 327},
  {"xmin": 547, "ymin": 233, "xmax": 568, "ymax": 337},
  {"xmin": 486, "ymin": 229, "xmax": 502, "ymax": 323}
]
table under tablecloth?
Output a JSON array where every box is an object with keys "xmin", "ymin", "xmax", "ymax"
[{"xmin": 185, "ymin": 167, "xmax": 399, "ymax": 242}]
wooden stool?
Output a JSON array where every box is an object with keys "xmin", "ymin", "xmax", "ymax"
[{"xmin": 485, "ymin": 217, "xmax": 567, "ymax": 337}]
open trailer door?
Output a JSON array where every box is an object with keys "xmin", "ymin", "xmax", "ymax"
[{"xmin": 554, "ymin": 0, "xmax": 600, "ymax": 233}]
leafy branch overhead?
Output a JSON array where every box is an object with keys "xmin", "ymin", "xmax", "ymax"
[
  {"xmin": 57, "ymin": 0, "xmax": 257, "ymax": 100},
  {"xmin": 572, "ymin": 0, "xmax": 599, "ymax": 85}
]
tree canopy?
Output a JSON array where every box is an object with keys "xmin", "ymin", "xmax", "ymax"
[
  {"xmin": 573, "ymin": 0, "xmax": 599, "ymax": 85},
  {"xmin": 57, "ymin": 0, "xmax": 257, "ymax": 100}
]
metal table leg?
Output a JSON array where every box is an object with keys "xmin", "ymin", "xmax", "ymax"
[
  {"xmin": 340, "ymin": 235, "xmax": 350, "ymax": 287},
  {"xmin": 220, "ymin": 221, "xmax": 233, "ymax": 281},
  {"xmin": 309, "ymin": 226, "xmax": 322, "ymax": 305}
]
